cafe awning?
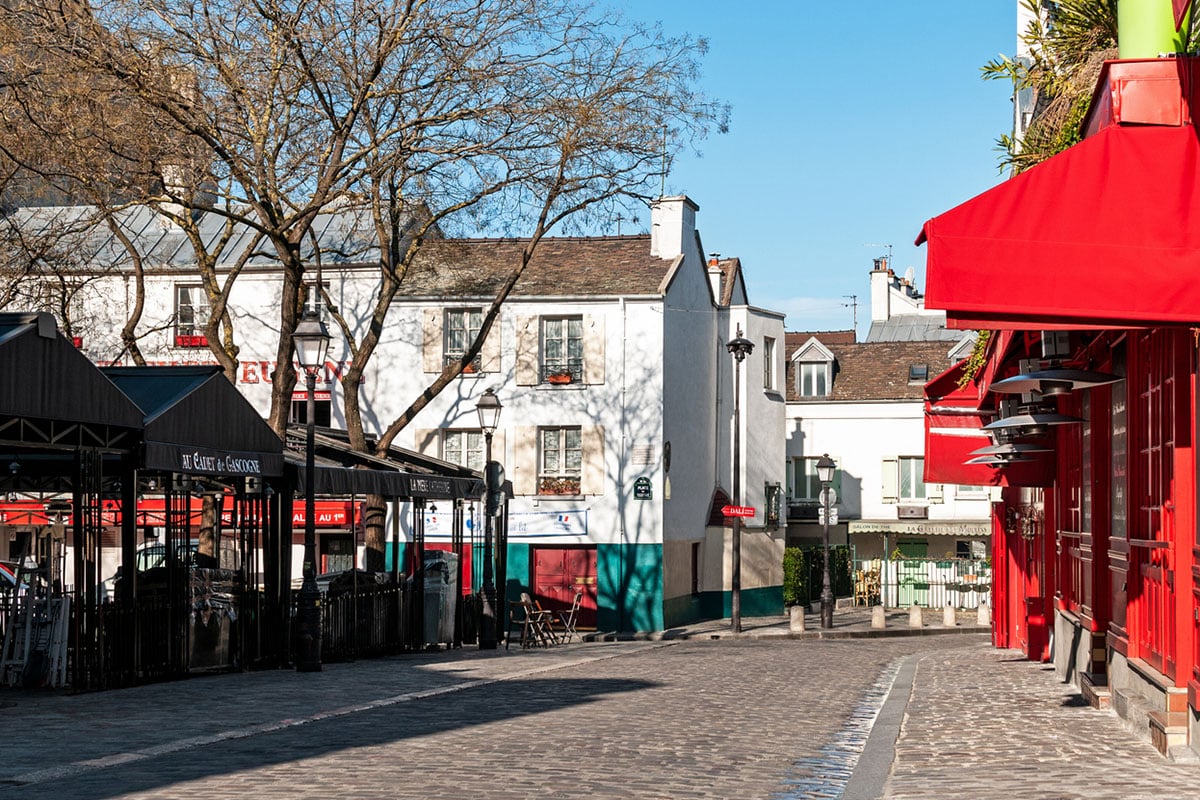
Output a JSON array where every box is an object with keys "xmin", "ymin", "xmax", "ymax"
[
  {"xmin": 917, "ymin": 121, "xmax": 1200, "ymax": 330},
  {"xmin": 102, "ymin": 366, "xmax": 285, "ymax": 477}
]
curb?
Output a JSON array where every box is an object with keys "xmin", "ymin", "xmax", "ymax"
[{"xmin": 585, "ymin": 625, "xmax": 991, "ymax": 643}]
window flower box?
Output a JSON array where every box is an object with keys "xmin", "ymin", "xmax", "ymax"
[
  {"xmin": 538, "ymin": 476, "xmax": 581, "ymax": 495},
  {"xmin": 546, "ymin": 372, "xmax": 573, "ymax": 385}
]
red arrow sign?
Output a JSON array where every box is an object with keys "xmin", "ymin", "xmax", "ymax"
[{"xmin": 721, "ymin": 505, "xmax": 755, "ymax": 518}]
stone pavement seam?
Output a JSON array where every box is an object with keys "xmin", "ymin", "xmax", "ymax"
[{"xmin": 1, "ymin": 642, "xmax": 675, "ymax": 788}]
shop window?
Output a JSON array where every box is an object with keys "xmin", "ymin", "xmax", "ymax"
[
  {"xmin": 290, "ymin": 391, "xmax": 332, "ymax": 426},
  {"xmin": 539, "ymin": 426, "xmax": 582, "ymax": 495}
]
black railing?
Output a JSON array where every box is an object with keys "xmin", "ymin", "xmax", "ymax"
[
  {"xmin": 444, "ymin": 353, "xmax": 483, "ymax": 373},
  {"xmin": 541, "ymin": 360, "xmax": 583, "ymax": 384},
  {"xmin": 318, "ymin": 583, "xmax": 409, "ymax": 662}
]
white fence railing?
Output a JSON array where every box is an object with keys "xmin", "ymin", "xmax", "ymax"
[{"xmin": 852, "ymin": 557, "xmax": 991, "ymax": 609}]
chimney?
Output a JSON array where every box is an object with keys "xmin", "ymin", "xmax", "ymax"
[
  {"xmin": 707, "ymin": 253, "xmax": 724, "ymax": 301},
  {"xmin": 870, "ymin": 258, "xmax": 892, "ymax": 323},
  {"xmin": 650, "ymin": 195, "xmax": 699, "ymax": 259}
]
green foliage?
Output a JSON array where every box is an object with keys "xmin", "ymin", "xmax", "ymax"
[
  {"xmin": 956, "ymin": 330, "xmax": 991, "ymax": 389},
  {"xmin": 783, "ymin": 545, "xmax": 852, "ymax": 607}
]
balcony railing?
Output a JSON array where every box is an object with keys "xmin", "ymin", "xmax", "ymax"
[
  {"xmin": 538, "ymin": 475, "xmax": 582, "ymax": 496},
  {"xmin": 444, "ymin": 352, "xmax": 483, "ymax": 373}
]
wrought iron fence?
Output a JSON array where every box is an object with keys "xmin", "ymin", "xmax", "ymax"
[
  {"xmin": 318, "ymin": 583, "xmax": 409, "ymax": 661},
  {"xmin": 852, "ymin": 557, "xmax": 991, "ymax": 609}
]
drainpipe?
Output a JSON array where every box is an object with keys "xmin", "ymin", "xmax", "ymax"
[{"xmin": 1118, "ymin": 0, "xmax": 1189, "ymax": 59}]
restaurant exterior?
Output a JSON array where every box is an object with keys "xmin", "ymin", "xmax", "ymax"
[{"xmin": 919, "ymin": 8, "xmax": 1200, "ymax": 756}]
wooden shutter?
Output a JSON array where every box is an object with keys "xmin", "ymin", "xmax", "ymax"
[
  {"xmin": 489, "ymin": 430, "xmax": 507, "ymax": 467},
  {"xmin": 412, "ymin": 428, "xmax": 439, "ymax": 457},
  {"xmin": 481, "ymin": 317, "xmax": 501, "ymax": 373},
  {"xmin": 515, "ymin": 315, "xmax": 538, "ymax": 386},
  {"xmin": 580, "ymin": 425, "xmax": 606, "ymax": 496},
  {"xmin": 583, "ymin": 313, "xmax": 606, "ymax": 385},
  {"xmin": 421, "ymin": 308, "xmax": 443, "ymax": 374},
  {"xmin": 881, "ymin": 457, "xmax": 899, "ymax": 503},
  {"xmin": 512, "ymin": 426, "xmax": 538, "ymax": 495}
]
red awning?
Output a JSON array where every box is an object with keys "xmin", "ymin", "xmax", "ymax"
[
  {"xmin": 923, "ymin": 351, "xmax": 1054, "ymax": 488},
  {"xmin": 917, "ymin": 122, "xmax": 1200, "ymax": 329}
]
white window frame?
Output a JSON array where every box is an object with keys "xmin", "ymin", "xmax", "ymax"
[
  {"xmin": 797, "ymin": 361, "xmax": 829, "ymax": 397},
  {"xmin": 539, "ymin": 426, "xmax": 582, "ymax": 494},
  {"xmin": 443, "ymin": 308, "xmax": 483, "ymax": 369},
  {"xmin": 899, "ymin": 456, "xmax": 926, "ymax": 501},
  {"xmin": 174, "ymin": 284, "xmax": 210, "ymax": 343},
  {"xmin": 442, "ymin": 429, "xmax": 485, "ymax": 471},
  {"xmin": 763, "ymin": 336, "xmax": 776, "ymax": 390},
  {"xmin": 541, "ymin": 316, "xmax": 584, "ymax": 383}
]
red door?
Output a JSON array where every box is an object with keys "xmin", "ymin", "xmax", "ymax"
[{"xmin": 533, "ymin": 546, "xmax": 597, "ymax": 628}]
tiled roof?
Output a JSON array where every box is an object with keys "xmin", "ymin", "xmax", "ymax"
[
  {"xmin": 393, "ymin": 235, "xmax": 671, "ymax": 297},
  {"xmin": 786, "ymin": 330, "xmax": 856, "ymax": 347},
  {"xmin": 785, "ymin": 336, "xmax": 959, "ymax": 402}
]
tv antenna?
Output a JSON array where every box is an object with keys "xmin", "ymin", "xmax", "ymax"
[
  {"xmin": 842, "ymin": 295, "xmax": 858, "ymax": 333},
  {"xmin": 865, "ymin": 243, "xmax": 894, "ymax": 270}
]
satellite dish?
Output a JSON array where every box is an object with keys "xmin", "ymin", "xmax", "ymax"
[{"xmin": 903, "ymin": 266, "xmax": 915, "ymax": 285}]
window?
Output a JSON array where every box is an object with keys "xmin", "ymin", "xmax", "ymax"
[
  {"xmin": 541, "ymin": 317, "xmax": 583, "ymax": 383},
  {"xmin": 444, "ymin": 309, "xmax": 483, "ymax": 371},
  {"xmin": 289, "ymin": 392, "xmax": 331, "ymax": 426},
  {"xmin": 539, "ymin": 426, "xmax": 582, "ymax": 495},
  {"xmin": 798, "ymin": 362, "xmax": 829, "ymax": 397},
  {"xmin": 301, "ymin": 281, "xmax": 329, "ymax": 318},
  {"xmin": 908, "ymin": 364, "xmax": 928, "ymax": 384},
  {"xmin": 955, "ymin": 484, "xmax": 990, "ymax": 499},
  {"xmin": 788, "ymin": 456, "xmax": 839, "ymax": 502},
  {"xmin": 175, "ymin": 285, "xmax": 209, "ymax": 346},
  {"xmin": 899, "ymin": 457, "xmax": 926, "ymax": 501},
  {"xmin": 442, "ymin": 429, "xmax": 485, "ymax": 471},
  {"xmin": 763, "ymin": 337, "xmax": 776, "ymax": 390}
]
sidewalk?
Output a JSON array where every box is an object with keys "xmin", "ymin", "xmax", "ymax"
[{"xmin": 604, "ymin": 602, "xmax": 991, "ymax": 641}]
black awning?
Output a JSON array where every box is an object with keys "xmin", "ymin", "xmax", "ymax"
[
  {"xmin": 0, "ymin": 313, "xmax": 144, "ymax": 437},
  {"xmin": 102, "ymin": 365, "xmax": 284, "ymax": 476}
]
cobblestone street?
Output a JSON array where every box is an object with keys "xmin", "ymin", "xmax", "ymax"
[{"xmin": 0, "ymin": 633, "xmax": 1198, "ymax": 799}]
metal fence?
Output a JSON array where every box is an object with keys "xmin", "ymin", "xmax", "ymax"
[{"xmin": 852, "ymin": 557, "xmax": 991, "ymax": 609}]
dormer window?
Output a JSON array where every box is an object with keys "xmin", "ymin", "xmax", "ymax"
[
  {"xmin": 790, "ymin": 336, "xmax": 835, "ymax": 398},
  {"xmin": 908, "ymin": 364, "xmax": 929, "ymax": 384}
]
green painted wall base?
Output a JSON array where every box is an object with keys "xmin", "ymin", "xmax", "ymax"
[{"xmin": 663, "ymin": 586, "xmax": 783, "ymax": 628}]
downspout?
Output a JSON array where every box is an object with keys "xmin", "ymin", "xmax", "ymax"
[
  {"xmin": 618, "ymin": 296, "xmax": 628, "ymax": 631},
  {"xmin": 1118, "ymin": 0, "xmax": 1189, "ymax": 58}
]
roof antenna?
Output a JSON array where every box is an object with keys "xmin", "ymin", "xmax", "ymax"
[{"xmin": 842, "ymin": 295, "xmax": 858, "ymax": 333}]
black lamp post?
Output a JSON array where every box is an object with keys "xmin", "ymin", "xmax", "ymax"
[
  {"xmin": 726, "ymin": 326, "xmax": 754, "ymax": 634},
  {"xmin": 475, "ymin": 387, "xmax": 502, "ymax": 649},
  {"xmin": 293, "ymin": 309, "xmax": 331, "ymax": 672},
  {"xmin": 816, "ymin": 453, "xmax": 837, "ymax": 629}
]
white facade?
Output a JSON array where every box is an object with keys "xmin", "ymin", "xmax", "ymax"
[{"xmin": 9, "ymin": 196, "xmax": 786, "ymax": 631}]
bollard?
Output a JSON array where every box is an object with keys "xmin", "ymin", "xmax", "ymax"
[
  {"xmin": 871, "ymin": 605, "xmax": 886, "ymax": 629},
  {"xmin": 977, "ymin": 602, "xmax": 991, "ymax": 626},
  {"xmin": 789, "ymin": 604, "xmax": 806, "ymax": 633},
  {"xmin": 908, "ymin": 605, "xmax": 923, "ymax": 629},
  {"xmin": 943, "ymin": 605, "xmax": 957, "ymax": 627}
]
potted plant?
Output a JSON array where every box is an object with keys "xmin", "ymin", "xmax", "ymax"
[{"xmin": 547, "ymin": 371, "xmax": 573, "ymax": 385}]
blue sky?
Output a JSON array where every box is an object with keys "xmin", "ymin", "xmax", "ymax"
[{"xmin": 613, "ymin": 1, "xmax": 1017, "ymax": 336}]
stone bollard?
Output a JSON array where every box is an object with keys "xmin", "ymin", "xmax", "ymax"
[
  {"xmin": 908, "ymin": 605, "xmax": 923, "ymax": 629},
  {"xmin": 977, "ymin": 602, "xmax": 991, "ymax": 626},
  {"xmin": 943, "ymin": 605, "xmax": 957, "ymax": 627},
  {"xmin": 871, "ymin": 605, "xmax": 886, "ymax": 629},
  {"xmin": 789, "ymin": 604, "xmax": 806, "ymax": 633}
]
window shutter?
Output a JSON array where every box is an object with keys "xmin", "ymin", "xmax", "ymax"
[
  {"xmin": 583, "ymin": 313, "xmax": 606, "ymax": 384},
  {"xmin": 881, "ymin": 457, "xmax": 899, "ymax": 503},
  {"xmin": 515, "ymin": 315, "xmax": 538, "ymax": 386},
  {"xmin": 481, "ymin": 317, "xmax": 501, "ymax": 373},
  {"xmin": 412, "ymin": 428, "xmax": 439, "ymax": 457},
  {"xmin": 512, "ymin": 426, "xmax": 538, "ymax": 495},
  {"xmin": 422, "ymin": 308, "xmax": 443, "ymax": 373},
  {"xmin": 489, "ymin": 430, "xmax": 506, "ymax": 467},
  {"xmin": 927, "ymin": 482, "xmax": 944, "ymax": 504},
  {"xmin": 580, "ymin": 425, "xmax": 606, "ymax": 495}
]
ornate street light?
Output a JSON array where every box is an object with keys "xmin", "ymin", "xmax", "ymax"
[
  {"xmin": 475, "ymin": 388, "xmax": 503, "ymax": 649},
  {"xmin": 726, "ymin": 327, "xmax": 754, "ymax": 634},
  {"xmin": 816, "ymin": 453, "xmax": 837, "ymax": 629},
  {"xmin": 293, "ymin": 309, "xmax": 330, "ymax": 672}
]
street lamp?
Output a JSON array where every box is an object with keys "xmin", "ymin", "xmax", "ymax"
[
  {"xmin": 293, "ymin": 309, "xmax": 330, "ymax": 672},
  {"xmin": 726, "ymin": 326, "xmax": 754, "ymax": 634},
  {"xmin": 816, "ymin": 453, "xmax": 837, "ymax": 629},
  {"xmin": 476, "ymin": 387, "xmax": 502, "ymax": 649}
]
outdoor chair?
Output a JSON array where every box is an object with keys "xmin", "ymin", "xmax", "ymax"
[
  {"xmin": 506, "ymin": 593, "xmax": 555, "ymax": 649},
  {"xmin": 550, "ymin": 591, "xmax": 583, "ymax": 644}
]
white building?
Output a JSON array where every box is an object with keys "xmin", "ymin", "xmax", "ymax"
[
  {"xmin": 784, "ymin": 267, "xmax": 990, "ymax": 607},
  {"xmin": 2, "ymin": 195, "xmax": 787, "ymax": 632}
]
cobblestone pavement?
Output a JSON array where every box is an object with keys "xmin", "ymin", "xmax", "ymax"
[{"xmin": 0, "ymin": 630, "xmax": 1198, "ymax": 799}]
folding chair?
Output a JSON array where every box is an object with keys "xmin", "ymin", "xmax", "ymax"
[
  {"xmin": 518, "ymin": 593, "xmax": 557, "ymax": 647},
  {"xmin": 553, "ymin": 591, "xmax": 583, "ymax": 644}
]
